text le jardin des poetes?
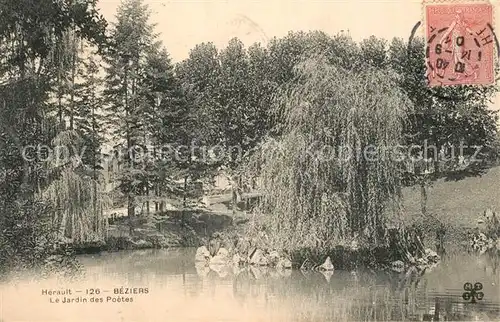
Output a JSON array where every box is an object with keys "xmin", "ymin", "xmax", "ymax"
[{"xmin": 41, "ymin": 287, "xmax": 149, "ymax": 304}]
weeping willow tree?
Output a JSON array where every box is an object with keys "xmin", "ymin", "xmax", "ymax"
[
  {"xmin": 251, "ymin": 56, "xmax": 411, "ymax": 252},
  {"xmin": 37, "ymin": 130, "xmax": 111, "ymax": 244}
]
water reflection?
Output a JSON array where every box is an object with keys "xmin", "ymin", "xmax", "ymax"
[
  {"xmin": 1, "ymin": 248, "xmax": 499, "ymax": 322},
  {"xmin": 80, "ymin": 248, "xmax": 500, "ymax": 321}
]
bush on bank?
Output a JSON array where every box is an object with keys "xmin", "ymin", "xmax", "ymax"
[{"xmin": 0, "ymin": 200, "xmax": 82, "ymax": 278}]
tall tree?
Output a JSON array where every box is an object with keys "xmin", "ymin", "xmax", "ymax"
[
  {"xmin": 103, "ymin": 0, "xmax": 158, "ymax": 231},
  {"xmin": 176, "ymin": 42, "xmax": 222, "ymax": 207},
  {"xmin": 141, "ymin": 46, "xmax": 190, "ymax": 211}
]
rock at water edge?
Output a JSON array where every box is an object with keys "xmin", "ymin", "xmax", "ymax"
[
  {"xmin": 232, "ymin": 253, "xmax": 243, "ymax": 265},
  {"xmin": 210, "ymin": 247, "xmax": 230, "ymax": 265},
  {"xmin": 195, "ymin": 246, "xmax": 210, "ymax": 262},
  {"xmin": 249, "ymin": 249, "xmax": 268, "ymax": 266},
  {"xmin": 425, "ymin": 248, "xmax": 440, "ymax": 262},
  {"xmin": 267, "ymin": 250, "xmax": 280, "ymax": 267},
  {"xmin": 318, "ymin": 256, "xmax": 334, "ymax": 271},
  {"xmin": 132, "ymin": 239, "xmax": 153, "ymax": 249},
  {"xmin": 276, "ymin": 257, "xmax": 292, "ymax": 270},
  {"xmin": 209, "ymin": 263, "xmax": 230, "ymax": 278}
]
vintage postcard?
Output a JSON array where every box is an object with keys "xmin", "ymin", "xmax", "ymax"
[{"xmin": 0, "ymin": 0, "xmax": 499, "ymax": 321}]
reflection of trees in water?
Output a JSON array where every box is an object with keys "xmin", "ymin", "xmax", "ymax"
[
  {"xmin": 482, "ymin": 248, "xmax": 499, "ymax": 276},
  {"xmin": 232, "ymin": 268, "xmax": 256, "ymax": 305},
  {"xmin": 228, "ymin": 265, "xmax": 500, "ymax": 321},
  {"xmin": 405, "ymin": 295, "xmax": 500, "ymax": 321},
  {"xmin": 466, "ymin": 244, "xmax": 500, "ymax": 276},
  {"xmin": 81, "ymin": 249, "xmax": 500, "ymax": 321}
]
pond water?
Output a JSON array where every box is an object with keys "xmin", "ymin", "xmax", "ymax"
[{"xmin": 1, "ymin": 248, "xmax": 499, "ymax": 322}]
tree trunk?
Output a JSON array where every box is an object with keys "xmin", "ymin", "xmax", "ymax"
[
  {"xmin": 231, "ymin": 175, "xmax": 241, "ymax": 216},
  {"xmin": 144, "ymin": 129, "xmax": 149, "ymax": 216},
  {"xmin": 183, "ymin": 176, "xmax": 188, "ymax": 208},
  {"xmin": 124, "ymin": 61, "xmax": 134, "ymax": 235},
  {"xmin": 154, "ymin": 181, "xmax": 159, "ymax": 212},
  {"xmin": 69, "ymin": 34, "xmax": 77, "ymax": 130},
  {"xmin": 59, "ymin": 211, "xmax": 67, "ymax": 239},
  {"xmin": 91, "ymin": 98, "xmax": 98, "ymax": 236},
  {"xmin": 57, "ymin": 71, "xmax": 63, "ymax": 127},
  {"xmin": 420, "ymin": 181, "xmax": 427, "ymax": 216},
  {"xmin": 433, "ymin": 143, "xmax": 441, "ymax": 179}
]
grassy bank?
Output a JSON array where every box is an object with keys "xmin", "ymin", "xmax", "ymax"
[{"xmin": 400, "ymin": 165, "xmax": 500, "ymax": 246}]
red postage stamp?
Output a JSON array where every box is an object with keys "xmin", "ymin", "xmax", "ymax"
[{"xmin": 424, "ymin": 0, "xmax": 496, "ymax": 87}]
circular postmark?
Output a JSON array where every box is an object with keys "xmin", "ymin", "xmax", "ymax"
[
  {"xmin": 423, "ymin": 3, "xmax": 498, "ymax": 88},
  {"xmin": 407, "ymin": 19, "xmax": 500, "ymax": 101},
  {"xmin": 425, "ymin": 23, "xmax": 496, "ymax": 85},
  {"xmin": 226, "ymin": 13, "xmax": 269, "ymax": 45}
]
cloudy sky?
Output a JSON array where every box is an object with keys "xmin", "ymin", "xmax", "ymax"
[{"xmin": 97, "ymin": 0, "xmax": 499, "ymax": 111}]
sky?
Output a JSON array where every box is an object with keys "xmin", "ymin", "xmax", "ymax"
[{"xmin": 97, "ymin": 0, "xmax": 499, "ymax": 111}]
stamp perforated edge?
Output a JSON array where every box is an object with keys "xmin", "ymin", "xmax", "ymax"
[{"xmin": 421, "ymin": 0, "xmax": 499, "ymax": 85}]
